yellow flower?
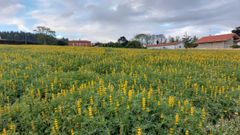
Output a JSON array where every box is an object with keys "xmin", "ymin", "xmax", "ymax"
[
  {"xmin": 54, "ymin": 118, "xmax": 59, "ymax": 132},
  {"xmin": 201, "ymin": 107, "xmax": 206, "ymax": 121},
  {"xmin": 185, "ymin": 129, "xmax": 189, "ymax": 135},
  {"xmin": 1, "ymin": 128, "xmax": 7, "ymax": 135},
  {"xmin": 90, "ymin": 96, "xmax": 94, "ymax": 105},
  {"xmin": 157, "ymin": 100, "xmax": 161, "ymax": 106},
  {"xmin": 88, "ymin": 106, "xmax": 93, "ymax": 119},
  {"xmin": 142, "ymin": 97, "xmax": 146, "ymax": 111},
  {"xmin": 168, "ymin": 96, "xmax": 175, "ymax": 107},
  {"xmin": 175, "ymin": 113, "xmax": 179, "ymax": 125},
  {"xmin": 50, "ymin": 83, "xmax": 54, "ymax": 90},
  {"xmin": 168, "ymin": 128, "xmax": 174, "ymax": 135},
  {"xmin": 109, "ymin": 95, "xmax": 113, "ymax": 105},
  {"xmin": 51, "ymin": 126, "xmax": 56, "ymax": 135},
  {"xmin": 198, "ymin": 122, "xmax": 203, "ymax": 129},
  {"xmin": 71, "ymin": 128, "xmax": 74, "ymax": 135},
  {"xmin": 136, "ymin": 127, "xmax": 142, "ymax": 135},
  {"xmin": 76, "ymin": 99, "xmax": 81, "ymax": 115},
  {"xmin": 190, "ymin": 107, "xmax": 195, "ymax": 116},
  {"xmin": 102, "ymin": 99, "xmax": 106, "ymax": 108},
  {"xmin": 128, "ymin": 89, "xmax": 133, "ymax": 101}
]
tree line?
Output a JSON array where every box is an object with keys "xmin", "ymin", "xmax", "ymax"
[
  {"xmin": 94, "ymin": 34, "xmax": 198, "ymax": 48},
  {"xmin": 0, "ymin": 26, "xmax": 68, "ymax": 45},
  {"xmin": 133, "ymin": 33, "xmax": 198, "ymax": 48},
  {"xmin": 1, "ymin": 26, "xmax": 238, "ymax": 48},
  {"xmin": 95, "ymin": 26, "xmax": 240, "ymax": 49},
  {"xmin": 95, "ymin": 36, "xmax": 143, "ymax": 48}
]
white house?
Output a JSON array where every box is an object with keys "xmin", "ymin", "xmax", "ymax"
[{"xmin": 146, "ymin": 42, "xmax": 184, "ymax": 49}]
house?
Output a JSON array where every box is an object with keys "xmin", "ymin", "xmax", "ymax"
[
  {"xmin": 196, "ymin": 33, "xmax": 240, "ymax": 49},
  {"xmin": 68, "ymin": 40, "xmax": 91, "ymax": 47},
  {"xmin": 146, "ymin": 42, "xmax": 184, "ymax": 49}
]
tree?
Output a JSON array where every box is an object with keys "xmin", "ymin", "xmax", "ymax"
[
  {"xmin": 182, "ymin": 35, "xmax": 198, "ymax": 48},
  {"xmin": 134, "ymin": 34, "xmax": 148, "ymax": 45},
  {"xmin": 118, "ymin": 36, "xmax": 128, "ymax": 44},
  {"xmin": 34, "ymin": 26, "xmax": 56, "ymax": 45},
  {"xmin": 232, "ymin": 27, "xmax": 240, "ymax": 36},
  {"xmin": 57, "ymin": 38, "xmax": 69, "ymax": 46},
  {"xmin": 34, "ymin": 26, "xmax": 56, "ymax": 37},
  {"xmin": 127, "ymin": 40, "xmax": 142, "ymax": 48},
  {"xmin": 106, "ymin": 42, "xmax": 116, "ymax": 47},
  {"xmin": 134, "ymin": 34, "xmax": 151, "ymax": 45},
  {"xmin": 0, "ymin": 31, "xmax": 67, "ymax": 46},
  {"xmin": 175, "ymin": 36, "xmax": 180, "ymax": 42},
  {"xmin": 0, "ymin": 31, "xmax": 39, "ymax": 44},
  {"xmin": 118, "ymin": 36, "xmax": 128, "ymax": 47},
  {"xmin": 94, "ymin": 42, "xmax": 104, "ymax": 47},
  {"xmin": 134, "ymin": 34, "xmax": 166, "ymax": 45},
  {"xmin": 168, "ymin": 36, "xmax": 175, "ymax": 43},
  {"xmin": 94, "ymin": 38, "xmax": 143, "ymax": 49}
]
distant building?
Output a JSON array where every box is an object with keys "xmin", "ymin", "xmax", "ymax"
[
  {"xmin": 196, "ymin": 33, "xmax": 240, "ymax": 49},
  {"xmin": 146, "ymin": 42, "xmax": 184, "ymax": 49},
  {"xmin": 68, "ymin": 40, "xmax": 91, "ymax": 47}
]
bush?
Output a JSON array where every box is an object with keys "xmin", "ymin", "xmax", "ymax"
[{"xmin": 231, "ymin": 44, "xmax": 240, "ymax": 48}]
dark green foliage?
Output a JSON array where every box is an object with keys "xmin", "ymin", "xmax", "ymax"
[
  {"xmin": 231, "ymin": 44, "xmax": 240, "ymax": 48},
  {"xmin": 118, "ymin": 36, "xmax": 128, "ymax": 45},
  {"xmin": 0, "ymin": 31, "xmax": 39, "ymax": 44},
  {"xmin": 0, "ymin": 26, "xmax": 68, "ymax": 45},
  {"xmin": 57, "ymin": 38, "xmax": 69, "ymax": 46},
  {"xmin": 182, "ymin": 35, "xmax": 198, "ymax": 48},
  {"xmin": 232, "ymin": 27, "xmax": 240, "ymax": 36},
  {"xmin": 126, "ymin": 40, "xmax": 142, "ymax": 48},
  {"xmin": 96, "ymin": 41, "xmax": 143, "ymax": 48},
  {"xmin": 95, "ymin": 37, "xmax": 143, "ymax": 48}
]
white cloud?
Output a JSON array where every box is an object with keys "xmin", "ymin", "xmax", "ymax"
[
  {"xmin": 0, "ymin": 0, "xmax": 29, "ymax": 31},
  {"xmin": 215, "ymin": 29, "xmax": 232, "ymax": 35},
  {"xmin": 0, "ymin": 0, "xmax": 239, "ymax": 42}
]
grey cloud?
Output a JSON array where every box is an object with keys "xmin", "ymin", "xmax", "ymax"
[
  {"xmin": 88, "ymin": 0, "xmax": 239, "ymax": 27},
  {"xmin": 18, "ymin": 0, "xmax": 240, "ymax": 41}
]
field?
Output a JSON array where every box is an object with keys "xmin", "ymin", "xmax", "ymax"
[{"xmin": 0, "ymin": 45, "xmax": 239, "ymax": 135}]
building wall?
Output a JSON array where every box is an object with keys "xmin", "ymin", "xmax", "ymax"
[
  {"xmin": 147, "ymin": 43, "xmax": 184, "ymax": 50},
  {"xmin": 69, "ymin": 42, "xmax": 91, "ymax": 47},
  {"xmin": 175, "ymin": 43, "xmax": 185, "ymax": 49},
  {"xmin": 197, "ymin": 39, "xmax": 233, "ymax": 49}
]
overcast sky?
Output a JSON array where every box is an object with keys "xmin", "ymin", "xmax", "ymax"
[{"xmin": 0, "ymin": 0, "xmax": 239, "ymax": 42}]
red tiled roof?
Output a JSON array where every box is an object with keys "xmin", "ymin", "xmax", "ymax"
[
  {"xmin": 146, "ymin": 42, "xmax": 182, "ymax": 47},
  {"xmin": 196, "ymin": 34, "xmax": 239, "ymax": 44}
]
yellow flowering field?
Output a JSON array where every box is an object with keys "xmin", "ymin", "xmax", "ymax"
[{"xmin": 0, "ymin": 45, "xmax": 239, "ymax": 135}]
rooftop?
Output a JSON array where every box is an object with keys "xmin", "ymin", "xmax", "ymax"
[{"xmin": 196, "ymin": 33, "xmax": 239, "ymax": 44}]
